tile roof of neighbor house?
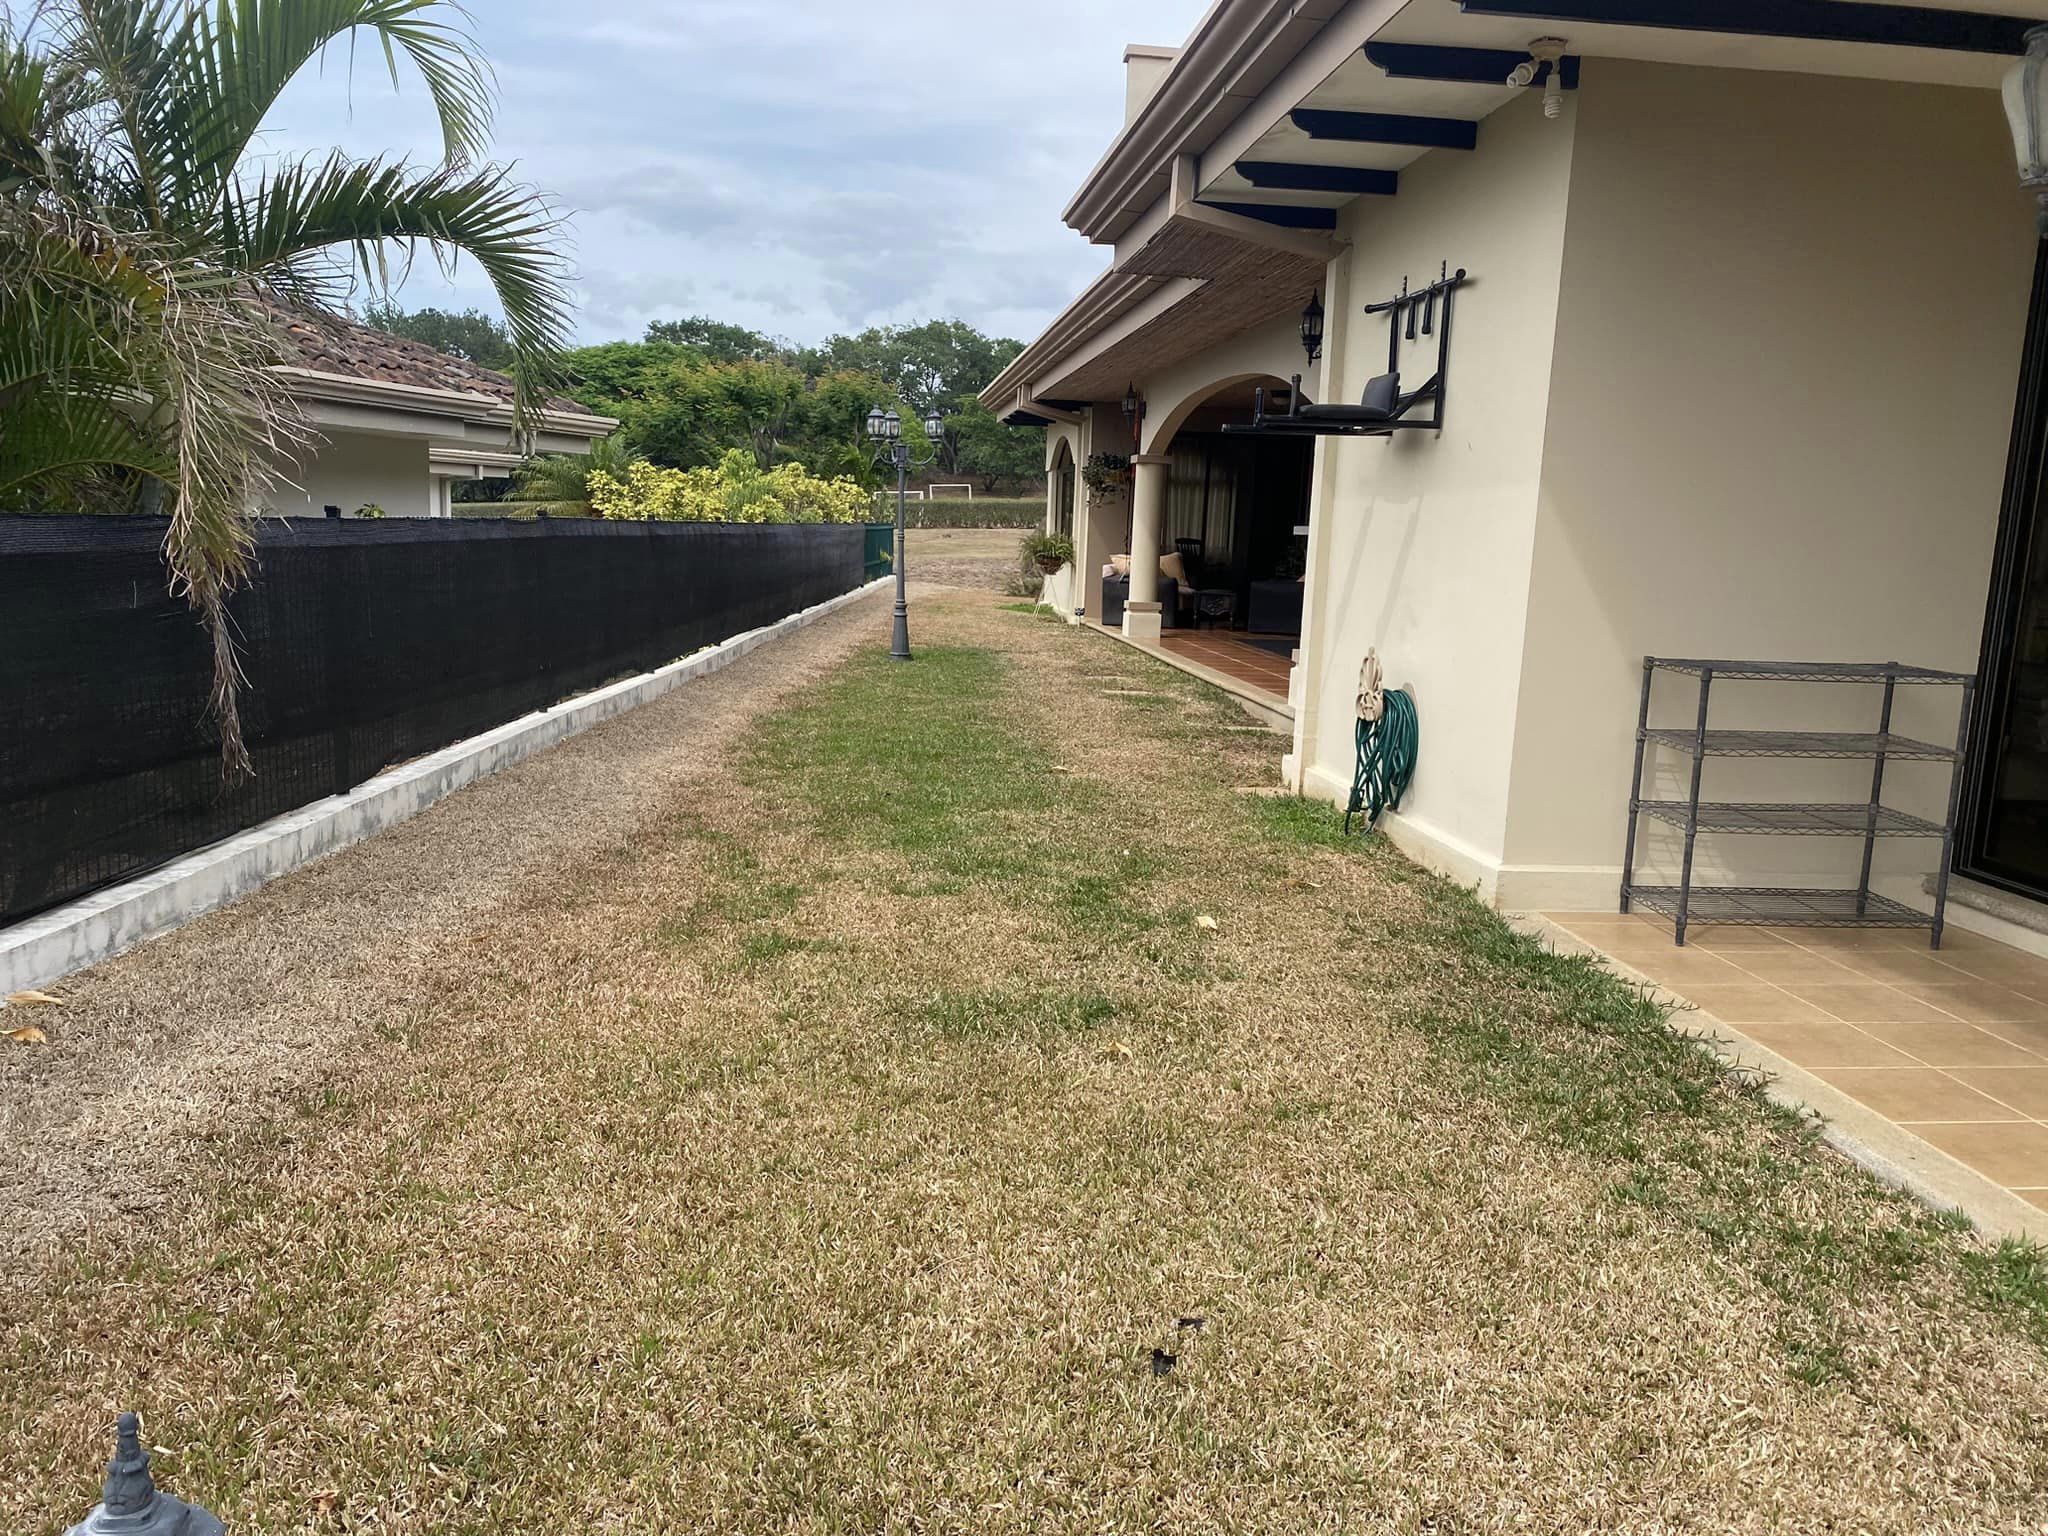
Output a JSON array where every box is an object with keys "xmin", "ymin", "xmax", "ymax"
[{"xmin": 267, "ymin": 298, "xmax": 604, "ymax": 422}]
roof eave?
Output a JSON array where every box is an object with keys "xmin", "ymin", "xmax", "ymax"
[
  {"xmin": 274, "ymin": 367, "xmax": 619, "ymax": 438},
  {"xmin": 1062, "ymin": 0, "xmax": 1346, "ymax": 244}
]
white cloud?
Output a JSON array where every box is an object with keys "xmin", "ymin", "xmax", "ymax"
[{"xmin": 259, "ymin": 0, "xmax": 1202, "ymax": 345}]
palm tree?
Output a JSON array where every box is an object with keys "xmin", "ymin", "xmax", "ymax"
[
  {"xmin": 512, "ymin": 434, "xmax": 637, "ymax": 515},
  {"xmin": 0, "ymin": 0, "xmax": 572, "ymax": 772}
]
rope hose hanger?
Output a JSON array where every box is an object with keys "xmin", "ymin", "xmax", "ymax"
[{"xmin": 1346, "ymin": 649, "xmax": 1417, "ymax": 836}]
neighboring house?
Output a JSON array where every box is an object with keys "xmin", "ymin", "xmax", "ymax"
[
  {"xmin": 985, "ymin": 1, "xmax": 2048, "ymax": 936},
  {"xmin": 266, "ymin": 302, "xmax": 617, "ymax": 518}
]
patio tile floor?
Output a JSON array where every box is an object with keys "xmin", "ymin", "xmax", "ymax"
[
  {"xmin": 1155, "ymin": 630, "xmax": 1293, "ymax": 703},
  {"xmin": 1544, "ymin": 910, "xmax": 2048, "ymax": 1213}
]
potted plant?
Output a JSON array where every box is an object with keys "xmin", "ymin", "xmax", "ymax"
[
  {"xmin": 1080, "ymin": 453, "xmax": 1129, "ymax": 505},
  {"xmin": 1022, "ymin": 530, "xmax": 1075, "ymax": 575}
]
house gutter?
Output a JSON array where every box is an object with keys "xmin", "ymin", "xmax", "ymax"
[
  {"xmin": 1062, "ymin": 0, "xmax": 1349, "ymax": 245},
  {"xmin": 273, "ymin": 367, "xmax": 619, "ymax": 439}
]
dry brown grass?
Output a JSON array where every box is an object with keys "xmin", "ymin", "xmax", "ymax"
[{"xmin": 5, "ymin": 590, "xmax": 2047, "ymax": 1534}]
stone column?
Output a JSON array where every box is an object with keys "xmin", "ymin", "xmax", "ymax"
[{"xmin": 1123, "ymin": 452, "xmax": 1172, "ymax": 643}]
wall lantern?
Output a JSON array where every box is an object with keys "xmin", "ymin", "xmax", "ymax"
[
  {"xmin": 1300, "ymin": 291, "xmax": 1325, "ymax": 366},
  {"xmin": 2005, "ymin": 25, "xmax": 2048, "ymax": 236},
  {"xmin": 1121, "ymin": 382, "xmax": 1141, "ymax": 441}
]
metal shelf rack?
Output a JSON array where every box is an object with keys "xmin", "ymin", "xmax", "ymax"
[{"xmin": 1619, "ymin": 658, "xmax": 1976, "ymax": 947}]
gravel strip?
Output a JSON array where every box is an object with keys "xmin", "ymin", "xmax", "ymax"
[{"xmin": 0, "ymin": 589, "xmax": 891, "ymax": 1274}]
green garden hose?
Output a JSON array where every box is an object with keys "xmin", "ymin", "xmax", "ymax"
[{"xmin": 1346, "ymin": 686, "xmax": 1417, "ymax": 835}]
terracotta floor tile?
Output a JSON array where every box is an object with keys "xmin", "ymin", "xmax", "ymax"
[
  {"xmin": 1723, "ymin": 949, "xmax": 1865, "ymax": 985},
  {"xmin": 1813, "ymin": 1068, "xmax": 2019, "ymax": 1123},
  {"xmin": 1675, "ymin": 985, "xmax": 1839, "ymax": 1026},
  {"xmin": 1732, "ymin": 1018, "xmax": 1918, "ymax": 1070},
  {"xmin": 1852, "ymin": 1021, "xmax": 2047, "ymax": 1069},
  {"xmin": 1793, "ymin": 984, "xmax": 1983, "ymax": 1024},
  {"xmin": 1950, "ymin": 1067, "xmax": 2048, "ymax": 1118},
  {"xmin": 1684, "ymin": 926, "xmax": 1797, "ymax": 951},
  {"xmin": 1825, "ymin": 950, "xmax": 1985, "ymax": 989},
  {"xmin": 1978, "ymin": 1019, "xmax": 2048, "ymax": 1056},
  {"xmin": 1922, "ymin": 928, "xmax": 2005, "ymax": 951},
  {"xmin": 1545, "ymin": 912, "xmax": 1660, "ymax": 932},
  {"xmin": 1939, "ymin": 953, "xmax": 2048, "ymax": 991},
  {"xmin": 1617, "ymin": 953, "xmax": 1752, "ymax": 989},
  {"xmin": 1911, "ymin": 1121, "xmax": 2048, "ymax": 1188},
  {"xmin": 1786, "ymin": 927, "xmax": 1937, "ymax": 951},
  {"xmin": 1901, "ymin": 983, "xmax": 2048, "ymax": 1024}
]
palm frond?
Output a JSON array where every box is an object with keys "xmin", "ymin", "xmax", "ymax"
[
  {"xmin": 179, "ymin": 0, "xmax": 491, "ymax": 217},
  {"xmin": 0, "ymin": 198, "xmax": 309, "ymax": 772},
  {"xmin": 53, "ymin": 0, "xmax": 203, "ymax": 226},
  {"xmin": 222, "ymin": 151, "xmax": 570, "ymax": 435}
]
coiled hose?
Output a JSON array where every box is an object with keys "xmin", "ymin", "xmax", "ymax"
[{"xmin": 1346, "ymin": 686, "xmax": 1417, "ymax": 835}]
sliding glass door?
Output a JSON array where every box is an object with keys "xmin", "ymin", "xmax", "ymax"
[{"xmin": 1964, "ymin": 244, "xmax": 2048, "ymax": 900}]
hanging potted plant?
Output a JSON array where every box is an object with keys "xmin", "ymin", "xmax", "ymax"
[
  {"xmin": 1080, "ymin": 453, "xmax": 1129, "ymax": 505},
  {"xmin": 1022, "ymin": 531, "xmax": 1075, "ymax": 575}
]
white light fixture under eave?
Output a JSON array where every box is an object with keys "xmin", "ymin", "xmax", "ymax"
[{"xmin": 2004, "ymin": 25, "xmax": 2048, "ymax": 236}]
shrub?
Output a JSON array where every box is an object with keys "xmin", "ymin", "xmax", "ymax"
[{"xmin": 588, "ymin": 449, "xmax": 870, "ymax": 524}]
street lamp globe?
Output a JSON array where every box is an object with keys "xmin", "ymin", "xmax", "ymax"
[
  {"xmin": 922, "ymin": 409, "xmax": 946, "ymax": 442},
  {"xmin": 865, "ymin": 405, "xmax": 889, "ymax": 441}
]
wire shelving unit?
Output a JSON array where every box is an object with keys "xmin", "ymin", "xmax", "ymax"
[{"xmin": 1619, "ymin": 658, "xmax": 1976, "ymax": 947}]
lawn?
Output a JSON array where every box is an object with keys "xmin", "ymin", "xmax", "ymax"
[{"xmin": 5, "ymin": 590, "xmax": 2047, "ymax": 1533}]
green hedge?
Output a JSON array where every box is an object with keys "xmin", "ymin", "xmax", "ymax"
[
  {"xmin": 457, "ymin": 495, "xmax": 1050, "ymax": 529},
  {"xmin": 877, "ymin": 495, "xmax": 1045, "ymax": 529}
]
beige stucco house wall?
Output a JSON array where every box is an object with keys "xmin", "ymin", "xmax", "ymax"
[
  {"xmin": 990, "ymin": 2, "xmax": 2048, "ymax": 931},
  {"xmin": 1291, "ymin": 90, "xmax": 1580, "ymax": 897},
  {"xmin": 1496, "ymin": 62, "xmax": 2035, "ymax": 910},
  {"xmin": 270, "ymin": 429, "xmax": 437, "ymax": 520}
]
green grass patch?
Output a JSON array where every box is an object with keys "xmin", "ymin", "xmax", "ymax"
[
  {"xmin": 1347, "ymin": 853, "xmax": 2048, "ymax": 1382},
  {"xmin": 914, "ymin": 986, "xmax": 1117, "ymax": 1042}
]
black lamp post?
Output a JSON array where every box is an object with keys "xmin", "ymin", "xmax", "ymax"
[
  {"xmin": 867, "ymin": 403, "xmax": 946, "ymax": 661},
  {"xmin": 1300, "ymin": 291, "xmax": 1325, "ymax": 366}
]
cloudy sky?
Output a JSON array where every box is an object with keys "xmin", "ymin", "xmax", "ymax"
[{"xmin": 265, "ymin": 1, "xmax": 1204, "ymax": 348}]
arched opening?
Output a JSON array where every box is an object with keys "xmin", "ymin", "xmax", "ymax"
[
  {"xmin": 1151, "ymin": 375, "xmax": 1314, "ymax": 650},
  {"xmin": 1049, "ymin": 438, "xmax": 1075, "ymax": 540}
]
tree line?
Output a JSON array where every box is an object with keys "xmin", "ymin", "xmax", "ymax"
[{"xmin": 366, "ymin": 305, "xmax": 1047, "ymax": 496}]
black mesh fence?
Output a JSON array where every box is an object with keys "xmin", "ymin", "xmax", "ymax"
[{"xmin": 1, "ymin": 514, "xmax": 865, "ymax": 926}]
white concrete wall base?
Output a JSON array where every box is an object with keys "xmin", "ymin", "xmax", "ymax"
[
  {"xmin": 1495, "ymin": 863, "xmax": 1623, "ymax": 913},
  {"xmin": 1301, "ymin": 762, "xmax": 1501, "ymax": 902},
  {"xmin": 1039, "ymin": 564, "xmax": 1076, "ymax": 614},
  {"xmin": 0, "ymin": 577, "xmax": 892, "ymax": 997},
  {"xmin": 1515, "ymin": 913, "xmax": 2045, "ymax": 1244}
]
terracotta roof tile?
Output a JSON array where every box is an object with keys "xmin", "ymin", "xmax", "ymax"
[{"xmin": 263, "ymin": 297, "xmax": 602, "ymax": 421}]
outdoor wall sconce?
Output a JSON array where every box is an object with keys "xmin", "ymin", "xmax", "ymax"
[
  {"xmin": 1300, "ymin": 291, "xmax": 1325, "ymax": 366},
  {"xmin": 1227, "ymin": 263, "xmax": 1469, "ymax": 440},
  {"xmin": 1121, "ymin": 382, "xmax": 1143, "ymax": 443},
  {"xmin": 2005, "ymin": 25, "xmax": 2048, "ymax": 235}
]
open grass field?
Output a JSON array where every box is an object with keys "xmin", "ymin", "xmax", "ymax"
[{"xmin": 4, "ymin": 588, "xmax": 2046, "ymax": 1533}]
